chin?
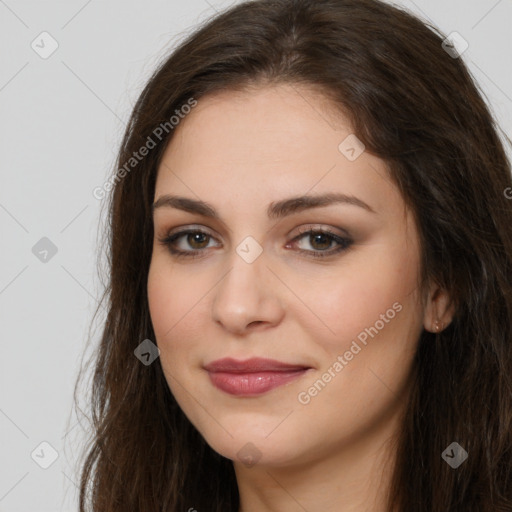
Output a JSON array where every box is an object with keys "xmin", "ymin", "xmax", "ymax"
[{"xmin": 196, "ymin": 419, "xmax": 306, "ymax": 469}]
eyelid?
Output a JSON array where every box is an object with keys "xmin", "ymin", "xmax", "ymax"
[
  {"xmin": 291, "ymin": 223, "xmax": 351, "ymax": 239},
  {"xmin": 286, "ymin": 225, "xmax": 353, "ymax": 257},
  {"xmin": 157, "ymin": 223, "xmax": 354, "ymax": 260},
  {"xmin": 161, "ymin": 224, "xmax": 216, "ymax": 238},
  {"xmin": 158, "ymin": 223, "xmax": 351, "ymax": 244}
]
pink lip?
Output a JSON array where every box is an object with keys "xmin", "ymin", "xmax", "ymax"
[{"xmin": 204, "ymin": 357, "xmax": 312, "ymax": 396}]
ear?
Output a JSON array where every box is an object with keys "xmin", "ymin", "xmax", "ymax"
[{"xmin": 423, "ymin": 282, "xmax": 455, "ymax": 333}]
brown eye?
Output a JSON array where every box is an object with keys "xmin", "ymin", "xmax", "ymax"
[
  {"xmin": 288, "ymin": 228, "xmax": 353, "ymax": 259},
  {"xmin": 158, "ymin": 228, "xmax": 220, "ymax": 258},
  {"xmin": 186, "ymin": 232, "xmax": 210, "ymax": 249},
  {"xmin": 158, "ymin": 226, "xmax": 352, "ymax": 260},
  {"xmin": 308, "ymin": 232, "xmax": 335, "ymax": 251}
]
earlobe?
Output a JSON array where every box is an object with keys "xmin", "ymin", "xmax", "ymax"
[{"xmin": 423, "ymin": 283, "xmax": 455, "ymax": 333}]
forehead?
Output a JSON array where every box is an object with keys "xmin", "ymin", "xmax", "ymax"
[
  {"xmin": 160, "ymin": 83, "xmax": 350, "ymax": 171},
  {"xmin": 154, "ymin": 83, "xmax": 403, "ymax": 222}
]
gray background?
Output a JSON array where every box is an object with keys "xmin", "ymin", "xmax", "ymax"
[{"xmin": 1, "ymin": 0, "xmax": 511, "ymax": 510}]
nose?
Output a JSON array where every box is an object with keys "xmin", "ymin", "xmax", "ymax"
[{"xmin": 211, "ymin": 249, "xmax": 285, "ymax": 335}]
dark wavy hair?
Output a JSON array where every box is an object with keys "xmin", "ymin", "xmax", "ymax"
[{"xmin": 74, "ymin": 0, "xmax": 512, "ymax": 510}]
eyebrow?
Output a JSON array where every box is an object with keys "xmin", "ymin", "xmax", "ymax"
[{"xmin": 152, "ymin": 192, "xmax": 376, "ymax": 219}]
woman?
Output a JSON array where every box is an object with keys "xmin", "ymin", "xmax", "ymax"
[{"xmin": 76, "ymin": 0, "xmax": 512, "ymax": 510}]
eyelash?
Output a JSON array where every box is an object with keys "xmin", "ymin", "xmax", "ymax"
[{"xmin": 157, "ymin": 226, "xmax": 353, "ymax": 260}]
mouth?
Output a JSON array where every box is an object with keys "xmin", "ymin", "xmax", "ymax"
[{"xmin": 203, "ymin": 357, "xmax": 313, "ymax": 396}]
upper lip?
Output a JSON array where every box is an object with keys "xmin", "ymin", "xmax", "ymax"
[{"xmin": 203, "ymin": 357, "xmax": 311, "ymax": 373}]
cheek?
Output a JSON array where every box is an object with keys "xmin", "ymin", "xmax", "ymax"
[
  {"xmin": 148, "ymin": 261, "xmax": 194, "ymax": 381},
  {"xmin": 147, "ymin": 257, "xmax": 219, "ymax": 393},
  {"xmin": 289, "ymin": 239, "xmax": 421, "ymax": 357},
  {"xmin": 148, "ymin": 266, "xmax": 176, "ymax": 341},
  {"xmin": 147, "ymin": 258, "xmax": 206, "ymax": 340},
  {"xmin": 291, "ymin": 241, "xmax": 423, "ymax": 430}
]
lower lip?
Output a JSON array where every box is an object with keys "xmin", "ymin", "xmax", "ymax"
[{"xmin": 207, "ymin": 369, "xmax": 310, "ymax": 396}]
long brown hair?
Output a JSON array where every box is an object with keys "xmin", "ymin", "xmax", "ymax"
[{"xmin": 75, "ymin": 0, "xmax": 512, "ymax": 510}]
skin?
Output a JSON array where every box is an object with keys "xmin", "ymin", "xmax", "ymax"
[{"xmin": 147, "ymin": 83, "xmax": 454, "ymax": 512}]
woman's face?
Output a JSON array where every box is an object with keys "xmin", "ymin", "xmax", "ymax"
[{"xmin": 148, "ymin": 83, "xmax": 428, "ymax": 469}]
